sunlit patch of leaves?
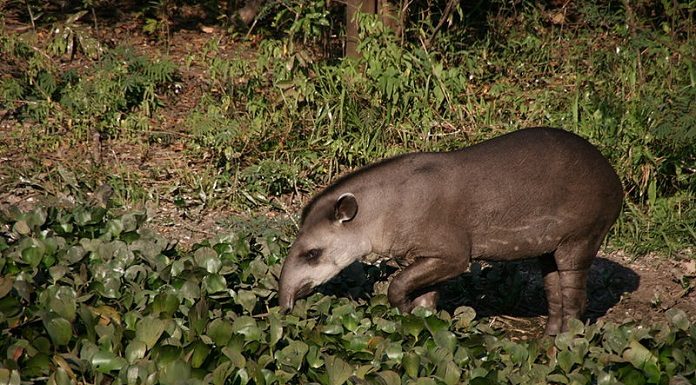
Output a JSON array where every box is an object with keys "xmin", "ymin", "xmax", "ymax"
[{"xmin": 1, "ymin": 204, "xmax": 695, "ymax": 384}]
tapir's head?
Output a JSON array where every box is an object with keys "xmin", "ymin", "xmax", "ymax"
[{"xmin": 278, "ymin": 192, "xmax": 372, "ymax": 311}]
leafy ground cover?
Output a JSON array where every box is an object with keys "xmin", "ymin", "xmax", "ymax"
[
  {"xmin": 1, "ymin": 0, "xmax": 695, "ymax": 384},
  {"xmin": 1, "ymin": 204, "xmax": 695, "ymax": 385}
]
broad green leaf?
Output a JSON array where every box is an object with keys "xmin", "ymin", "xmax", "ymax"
[
  {"xmin": 208, "ymin": 318, "xmax": 234, "ymax": 346},
  {"xmin": 232, "ymin": 316, "xmax": 262, "ymax": 341},
  {"xmin": 41, "ymin": 286, "xmax": 77, "ymax": 322},
  {"xmin": 153, "ymin": 291, "xmax": 180, "ymax": 316},
  {"xmin": 557, "ymin": 350, "xmax": 577, "ymax": 373},
  {"xmin": 204, "ymin": 274, "xmax": 227, "ymax": 294},
  {"xmin": 63, "ymin": 245, "xmax": 87, "ymax": 264},
  {"xmin": 194, "ymin": 247, "xmax": 221, "ymax": 273},
  {"xmin": 385, "ymin": 342, "xmax": 403, "ymax": 362},
  {"xmin": 159, "ymin": 359, "xmax": 191, "ymax": 385},
  {"xmin": 191, "ymin": 341, "xmax": 211, "ymax": 368},
  {"xmin": 50, "ymin": 368, "xmax": 73, "ymax": 385},
  {"xmin": 402, "ymin": 351, "xmax": 420, "ymax": 377},
  {"xmin": 268, "ymin": 312, "xmax": 283, "ymax": 347},
  {"xmin": 306, "ymin": 345, "xmax": 324, "ymax": 369},
  {"xmin": 91, "ymin": 351, "xmax": 126, "ymax": 373},
  {"xmin": 125, "ymin": 340, "xmax": 147, "ymax": 363},
  {"xmin": 453, "ymin": 306, "xmax": 476, "ymax": 329},
  {"xmin": 425, "ymin": 315, "xmax": 449, "ymax": 334},
  {"xmin": 135, "ymin": 315, "xmax": 168, "ymax": 349},
  {"xmin": 434, "ymin": 330, "xmax": 457, "ymax": 353},
  {"xmin": 666, "ymin": 308, "xmax": 689, "ymax": 330},
  {"xmin": 43, "ymin": 314, "xmax": 72, "ymax": 346},
  {"xmin": 235, "ymin": 290, "xmax": 257, "ymax": 313},
  {"xmin": 276, "ymin": 340, "xmax": 308, "ymax": 372},
  {"xmin": 325, "ymin": 355, "xmax": 353, "ymax": 385},
  {"xmin": 401, "ymin": 315, "xmax": 424, "ymax": 339},
  {"xmin": 222, "ymin": 346, "xmax": 246, "ymax": 368},
  {"xmin": 436, "ymin": 359, "xmax": 461, "ymax": 385},
  {"xmin": 623, "ymin": 340, "xmax": 660, "ymax": 383},
  {"xmin": 376, "ymin": 370, "xmax": 401, "ymax": 385},
  {"xmin": 21, "ymin": 238, "xmax": 46, "ymax": 267},
  {"xmin": 189, "ymin": 298, "xmax": 208, "ymax": 336}
]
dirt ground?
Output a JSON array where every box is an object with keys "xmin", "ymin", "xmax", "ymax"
[{"xmin": 1, "ymin": 11, "xmax": 695, "ymax": 339}]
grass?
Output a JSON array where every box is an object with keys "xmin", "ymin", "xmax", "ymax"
[{"xmin": 1, "ymin": 0, "xmax": 694, "ymax": 258}]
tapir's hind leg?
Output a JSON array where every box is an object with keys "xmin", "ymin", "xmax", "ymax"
[
  {"xmin": 540, "ymin": 253, "xmax": 563, "ymax": 335},
  {"xmin": 553, "ymin": 239, "xmax": 599, "ymax": 332},
  {"xmin": 388, "ymin": 256, "xmax": 469, "ymax": 313}
]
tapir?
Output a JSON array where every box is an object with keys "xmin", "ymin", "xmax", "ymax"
[{"xmin": 278, "ymin": 127, "xmax": 623, "ymax": 334}]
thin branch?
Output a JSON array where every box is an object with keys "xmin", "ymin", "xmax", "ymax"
[{"xmin": 425, "ymin": 0, "xmax": 457, "ymax": 48}]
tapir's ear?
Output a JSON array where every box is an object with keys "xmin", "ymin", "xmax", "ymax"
[{"xmin": 334, "ymin": 193, "xmax": 358, "ymax": 223}]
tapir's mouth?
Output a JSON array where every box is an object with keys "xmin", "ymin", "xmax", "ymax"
[{"xmin": 294, "ymin": 282, "xmax": 315, "ymax": 300}]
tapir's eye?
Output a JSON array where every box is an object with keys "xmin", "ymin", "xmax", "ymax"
[{"xmin": 303, "ymin": 248, "xmax": 323, "ymax": 262}]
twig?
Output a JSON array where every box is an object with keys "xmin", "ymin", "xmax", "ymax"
[
  {"xmin": 425, "ymin": 0, "xmax": 457, "ymax": 48},
  {"xmin": 25, "ymin": 0, "xmax": 35, "ymax": 31}
]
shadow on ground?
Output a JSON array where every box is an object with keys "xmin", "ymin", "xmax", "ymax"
[{"xmin": 320, "ymin": 256, "xmax": 640, "ymax": 335}]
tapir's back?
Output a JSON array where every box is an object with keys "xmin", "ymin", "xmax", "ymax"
[{"xmin": 443, "ymin": 127, "xmax": 623, "ymax": 260}]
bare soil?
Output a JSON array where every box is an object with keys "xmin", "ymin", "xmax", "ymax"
[{"xmin": 1, "ymin": 12, "xmax": 694, "ymax": 339}]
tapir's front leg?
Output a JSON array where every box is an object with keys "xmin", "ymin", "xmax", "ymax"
[{"xmin": 387, "ymin": 255, "xmax": 469, "ymax": 313}]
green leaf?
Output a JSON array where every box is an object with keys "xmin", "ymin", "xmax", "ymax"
[
  {"xmin": 453, "ymin": 306, "xmax": 476, "ymax": 329},
  {"xmin": 402, "ymin": 351, "xmax": 420, "ymax": 377},
  {"xmin": 208, "ymin": 318, "xmax": 234, "ymax": 346},
  {"xmin": 159, "ymin": 359, "xmax": 191, "ymax": 385},
  {"xmin": 194, "ymin": 247, "xmax": 221, "ymax": 273},
  {"xmin": 306, "ymin": 345, "xmax": 324, "ymax": 369},
  {"xmin": 204, "ymin": 274, "xmax": 227, "ymax": 294},
  {"xmin": 557, "ymin": 350, "xmax": 577, "ymax": 373},
  {"xmin": 376, "ymin": 370, "xmax": 401, "ymax": 385},
  {"xmin": 436, "ymin": 359, "xmax": 461, "ymax": 385},
  {"xmin": 235, "ymin": 290, "xmax": 257, "ymax": 313},
  {"xmin": 21, "ymin": 238, "xmax": 46, "ymax": 267},
  {"xmin": 43, "ymin": 314, "xmax": 72, "ymax": 346},
  {"xmin": 41, "ymin": 286, "xmax": 77, "ymax": 322},
  {"xmin": 191, "ymin": 340, "xmax": 211, "ymax": 368},
  {"xmin": 434, "ymin": 330, "xmax": 457, "ymax": 353},
  {"xmin": 153, "ymin": 291, "xmax": 180, "ymax": 316},
  {"xmin": 13, "ymin": 220, "xmax": 31, "ymax": 235},
  {"xmin": 623, "ymin": 340, "xmax": 659, "ymax": 382},
  {"xmin": 268, "ymin": 312, "xmax": 283, "ymax": 347},
  {"xmin": 276, "ymin": 340, "xmax": 308, "ymax": 372},
  {"xmin": 91, "ymin": 351, "xmax": 126, "ymax": 373},
  {"xmin": 666, "ymin": 308, "xmax": 689, "ymax": 330},
  {"xmin": 222, "ymin": 346, "xmax": 246, "ymax": 368},
  {"xmin": 189, "ymin": 298, "xmax": 208, "ymax": 336},
  {"xmin": 136, "ymin": 315, "xmax": 168, "ymax": 349},
  {"xmin": 325, "ymin": 355, "xmax": 353, "ymax": 385},
  {"xmin": 401, "ymin": 315, "xmax": 424, "ymax": 339},
  {"xmin": 232, "ymin": 316, "xmax": 262, "ymax": 341},
  {"xmin": 125, "ymin": 340, "xmax": 147, "ymax": 363}
]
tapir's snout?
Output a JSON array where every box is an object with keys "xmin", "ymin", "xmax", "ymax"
[
  {"xmin": 278, "ymin": 281, "xmax": 314, "ymax": 312},
  {"xmin": 278, "ymin": 251, "xmax": 317, "ymax": 312}
]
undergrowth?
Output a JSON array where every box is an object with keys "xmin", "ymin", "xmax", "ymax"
[
  {"xmin": 0, "ymin": 1, "xmax": 694, "ymax": 254},
  {"xmin": 1, "ymin": 204, "xmax": 694, "ymax": 385}
]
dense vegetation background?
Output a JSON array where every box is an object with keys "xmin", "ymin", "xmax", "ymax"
[{"xmin": 1, "ymin": 1, "xmax": 695, "ymax": 384}]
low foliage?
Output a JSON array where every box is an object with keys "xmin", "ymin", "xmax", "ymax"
[
  {"xmin": 1, "ymin": 32, "xmax": 176, "ymax": 141},
  {"xmin": 1, "ymin": 3, "xmax": 694, "ymax": 240},
  {"xmin": 1, "ymin": 205, "xmax": 695, "ymax": 385}
]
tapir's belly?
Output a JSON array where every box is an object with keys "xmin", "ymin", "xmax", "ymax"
[{"xmin": 469, "ymin": 216, "xmax": 571, "ymax": 261}]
